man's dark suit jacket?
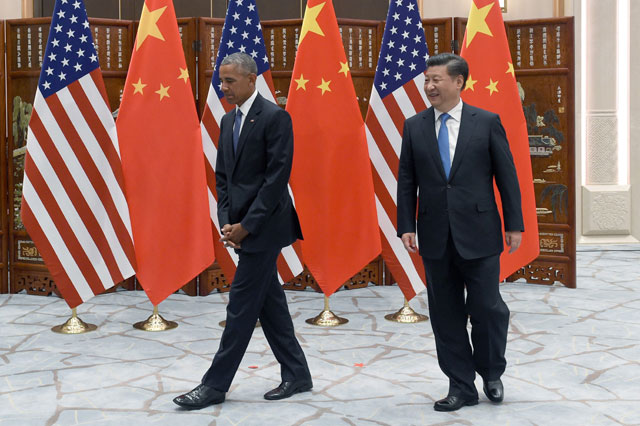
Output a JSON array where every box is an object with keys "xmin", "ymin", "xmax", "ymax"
[
  {"xmin": 397, "ymin": 103, "xmax": 524, "ymax": 260},
  {"xmin": 215, "ymin": 92, "xmax": 302, "ymax": 252}
]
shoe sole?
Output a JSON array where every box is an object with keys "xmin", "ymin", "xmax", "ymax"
[
  {"xmin": 264, "ymin": 384, "xmax": 313, "ymax": 401},
  {"xmin": 433, "ymin": 399, "xmax": 478, "ymax": 412}
]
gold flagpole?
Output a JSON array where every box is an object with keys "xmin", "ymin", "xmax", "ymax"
[
  {"xmin": 52, "ymin": 308, "xmax": 97, "ymax": 334},
  {"xmin": 385, "ymin": 298, "xmax": 429, "ymax": 323},
  {"xmin": 133, "ymin": 304, "xmax": 178, "ymax": 331},
  {"xmin": 306, "ymin": 295, "xmax": 348, "ymax": 326}
]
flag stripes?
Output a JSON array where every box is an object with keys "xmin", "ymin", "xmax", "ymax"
[
  {"xmin": 365, "ymin": 0, "xmax": 429, "ymax": 300},
  {"xmin": 23, "ymin": 73, "xmax": 136, "ymax": 308}
]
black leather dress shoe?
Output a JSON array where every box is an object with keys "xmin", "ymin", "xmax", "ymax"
[
  {"xmin": 264, "ymin": 379, "xmax": 313, "ymax": 400},
  {"xmin": 433, "ymin": 395, "xmax": 479, "ymax": 412},
  {"xmin": 173, "ymin": 384, "xmax": 225, "ymax": 409},
  {"xmin": 483, "ymin": 379, "xmax": 504, "ymax": 403}
]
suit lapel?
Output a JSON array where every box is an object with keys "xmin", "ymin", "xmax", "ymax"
[
  {"xmin": 420, "ymin": 107, "xmax": 448, "ymax": 181},
  {"xmin": 232, "ymin": 93, "xmax": 263, "ymax": 171},
  {"xmin": 448, "ymin": 103, "xmax": 477, "ymax": 181}
]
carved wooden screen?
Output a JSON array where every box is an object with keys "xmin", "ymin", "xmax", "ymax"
[
  {"xmin": 196, "ymin": 18, "xmax": 225, "ymax": 115},
  {"xmin": 454, "ymin": 17, "xmax": 576, "ymax": 288},
  {"xmin": 504, "ymin": 18, "xmax": 576, "ymax": 288},
  {"xmin": 177, "ymin": 18, "xmax": 199, "ymax": 110},
  {"xmin": 422, "ymin": 18, "xmax": 453, "ymax": 56},
  {"xmin": 261, "ymin": 19, "xmax": 303, "ymax": 108},
  {"xmin": 6, "ymin": 18, "xmax": 136, "ymax": 297},
  {"xmin": 0, "ymin": 21, "xmax": 7, "ymax": 294},
  {"xmin": 453, "ymin": 18, "xmax": 466, "ymax": 55},
  {"xmin": 337, "ymin": 19, "xmax": 383, "ymax": 117}
]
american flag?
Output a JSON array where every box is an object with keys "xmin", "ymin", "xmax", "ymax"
[
  {"xmin": 21, "ymin": 0, "xmax": 136, "ymax": 308},
  {"xmin": 365, "ymin": 0, "xmax": 429, "ymax": 300},
  {"xmin": 200, "ymin": 0, "xmax": 304, "ymax": 283}
]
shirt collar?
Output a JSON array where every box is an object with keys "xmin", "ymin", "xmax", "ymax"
[
  {"xmin": 236, "ymin": 89, "xmax": 258, "ymax": 117},
  {"xmin": 434, "ymin": 99, "xmax": 463, "ymax": 122}
]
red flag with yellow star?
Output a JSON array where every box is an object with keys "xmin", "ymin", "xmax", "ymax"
[
  {"xmin": 460, "ymin": 0, "xmax": 539, "ymax": 280},
  {"xmin": 116, "ymin": 0, "xmax": 214, "ymax": 305},
  {"xmin": 286, "ymin": 0, "xmax": 381, "ymax": 296}
]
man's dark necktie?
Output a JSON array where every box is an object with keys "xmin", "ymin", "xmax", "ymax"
[
  {"xmin": 233, "ymin": 109, "xmax": 243, "ymax": 154},
  {"xmin": 438, "ymin": 113, "xmax": 451, "ymax": 179}
]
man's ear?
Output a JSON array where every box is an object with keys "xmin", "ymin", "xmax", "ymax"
[{"xmin": 249, "ymin": 73, "xmax": 258, "ymax": 85}]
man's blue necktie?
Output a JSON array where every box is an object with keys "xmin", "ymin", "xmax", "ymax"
[
  {"xmin": 233, "ymin": 109, "xmax": 243, "ymax": 154},
  {"xmin": 438, "ymin": 113, "xmax": 451, "ymax": 179}
]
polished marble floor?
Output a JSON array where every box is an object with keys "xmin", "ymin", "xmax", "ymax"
[{"xmin": 1, "ymin": 245, "xmax": 639, "ymax": 425}]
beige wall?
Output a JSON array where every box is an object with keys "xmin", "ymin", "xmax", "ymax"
[
  {"xmin": 0, "ymin": 0, "xmax": 24, "ymax": 19},
  {"xmin": 630, "ymin": 0, "xmax": 640, "ymax": 240},
  {"xmin": 420, "ymin": 0, "xmax": 575, "ymax": 19}
]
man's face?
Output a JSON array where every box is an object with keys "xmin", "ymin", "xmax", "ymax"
[
  {"xmin": 423, "ymin": 64, "xmax": 463, "ymax": 113},
  {"xmin": 219, "ymin": 63, "xmax": 256, "ymax": 106}
]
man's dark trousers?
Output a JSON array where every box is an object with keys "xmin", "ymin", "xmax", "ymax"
[
  {"xmin": 201, "ymin": 248, "xmax": 310, "ymax": 391},
  {"xmin": 422, "ymin": 233, "xmax": 510, "ymax": 400}
]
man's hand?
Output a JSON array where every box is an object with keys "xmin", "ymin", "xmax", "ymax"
[
  {"xmin": 505, "ymin": 231, "xmax": 522, "ymax": 254},
  {"xmin": 401, "ymin": 232, "xmax": 418, "ymax": 253},
  {"xmin": 220, "ymin": 223, "xmax": 249, "ymax": 249}
]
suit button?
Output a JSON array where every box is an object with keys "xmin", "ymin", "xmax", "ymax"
[{"xmin": 447, "ymin": 184, "xmax": 452, "ymax": 189}]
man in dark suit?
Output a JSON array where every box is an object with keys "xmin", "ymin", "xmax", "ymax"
[
  {"xmin": 397, "ymin": 53, "xmax": 524, "ymax": 412},
  {"xmin": 174, "ymin": 52, "xmax": 312, "ymax": 409}
]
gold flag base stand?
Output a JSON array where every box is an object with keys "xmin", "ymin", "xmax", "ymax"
[
  {"xmin": 52, "ymin": 308, "xmax": 97, "ymax": 334},
  {"xmin": 133, "ymin": 305, "xmax": 178, "ymax": 331},
  {"xmin": 385, "ymin": 298, "xmax": 429, "ymax": 323},
  {"xmin": 305, "ymin": 296, "xmax": 348, "ymax": 327}
]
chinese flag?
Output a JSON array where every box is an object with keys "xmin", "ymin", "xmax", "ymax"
[
  {"xmin": 116, "ymin": 0, "xmax": 214, "ymax": 305},
  {"xmin": 460, "ymin": 0, "xmax": 539, "ymax": 280},
  {"xmin": 287, "ymin": 0, "xmax": 381, "ymax": 296}
]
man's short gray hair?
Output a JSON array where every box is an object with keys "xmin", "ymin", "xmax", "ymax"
[{"xmin": 220, "ymin": 52, "xmax": 258, "ymax": 75}]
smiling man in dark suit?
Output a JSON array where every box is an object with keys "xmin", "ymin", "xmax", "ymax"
[
  {"xmin": 173, "ymin": 52, "xmax": 311, "ymax": 409},
  {"xmin": 397, "ymin": 53, "xmax": 524, "ymax": 412}
]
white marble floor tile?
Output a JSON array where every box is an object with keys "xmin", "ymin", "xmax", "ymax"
[{"xmin": 0, "ymin": 245, "xmax": 639, "ymax": 425}]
